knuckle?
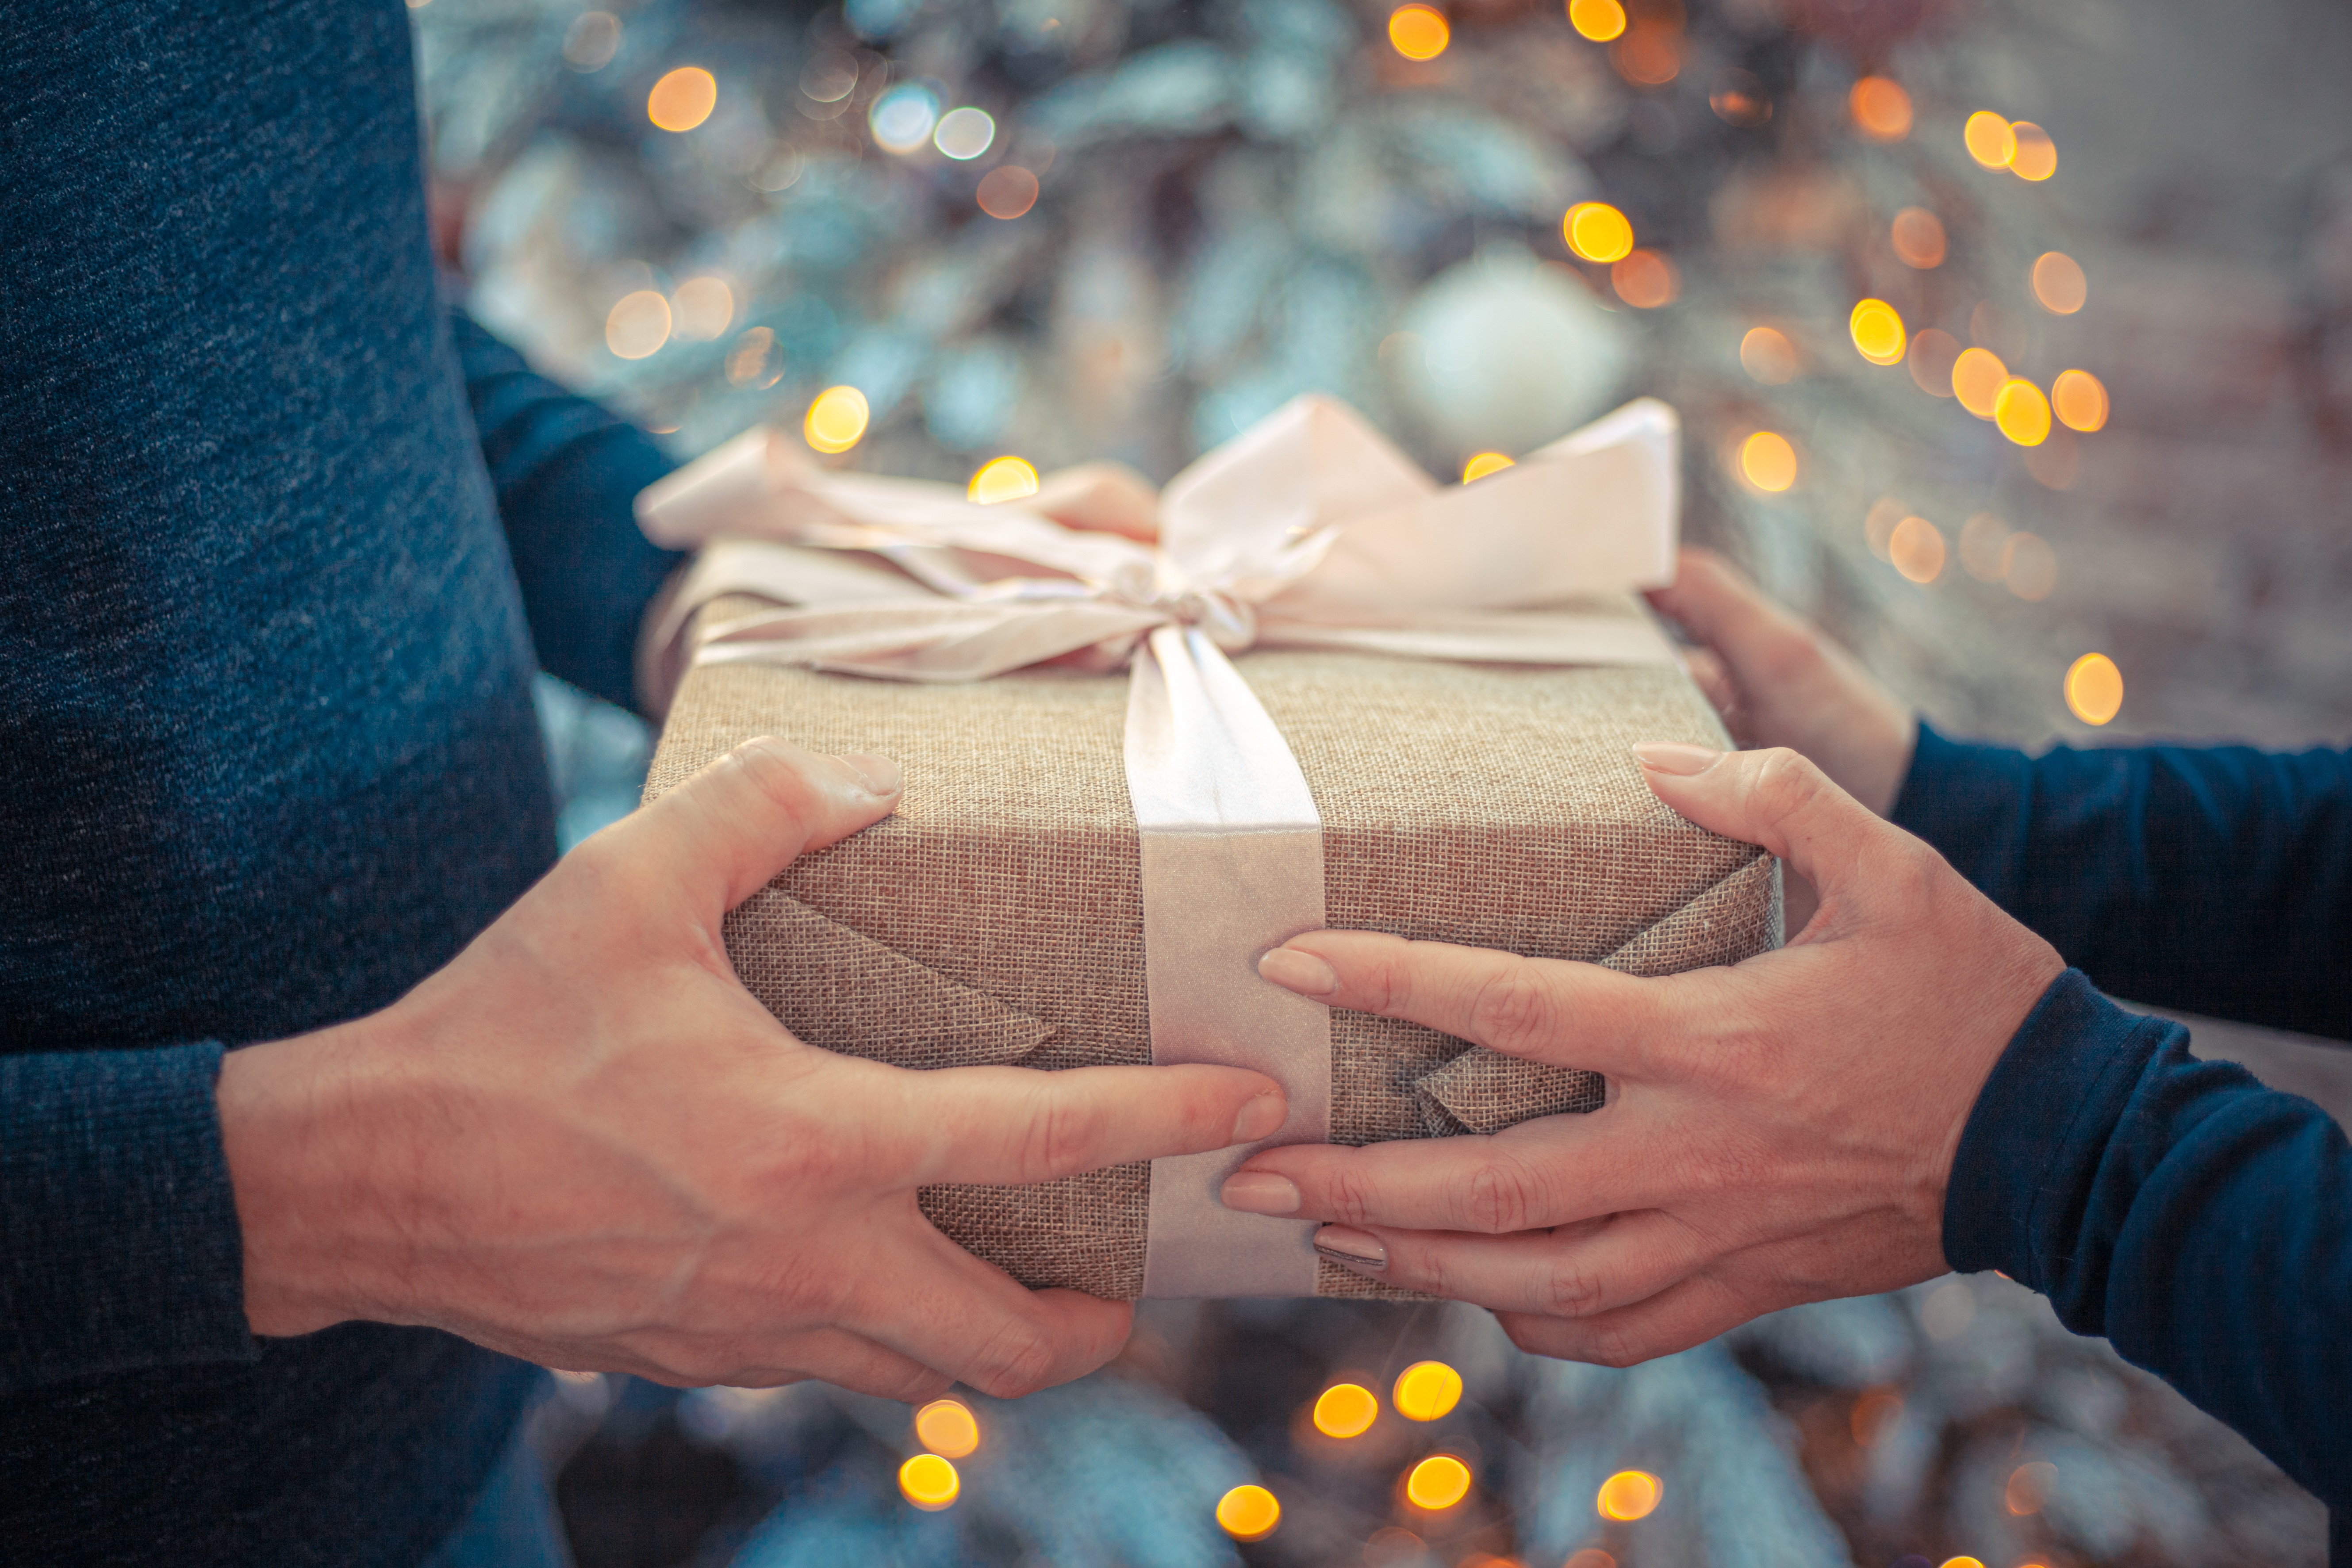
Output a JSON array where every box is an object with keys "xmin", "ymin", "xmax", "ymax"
[
  {"xmin": 1588, "ymin": 1324, "xmax": 1650, "ymax": 1369},
  {"xmin": 970, "ymin": 1326, "xmax": 1059, "ymax": 1399},
  {"xmin": 1016, "ymin": 1087, "xmax": 1106, "ymax": 1182},
  {"xmin": 1461, "ymin": 1157, "xmax": 1539, "ymax": 1234},
  {"xmin": 1321, "ymin": 1165, "xmax": 1375, "ymax": 1228},
  {"xmin": 721, "ymin": 737, "xmax": 821, "ymax": 824},
  {"xmin": 1749, "ymin": 747, "xmax": 1826, "ymax": 820},
  {"xmin": 1468, "ymin": 960, "xmax": 1561, "ymax": 1056},
  {"xmin": 1539, "ymin": 1261, "xmax": 1607, "ymax": 1319}
]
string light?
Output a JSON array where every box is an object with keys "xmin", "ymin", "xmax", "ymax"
[
  {"xmin": 725, "ymin": 326, "xmax": 782, "ymax": 389},
  {"xmin": 1963, "ymin": 110, "xmax": 2016, "ymax": 169},
  {"xmin": 1709, "ymin": 69, "xmax": 1771, "ymax": 127},
  {"xmin": 1388, "ymin": 4, "xmax": 1450, "ymax": 61},
  {"xmin": 1891, "ymin": 207, "xmax": 1946, "ymax": 268},
  {"xmin": 1404, "ymin": 1455, "xmax": 1473, "ymax": 1510},
  {"xmin": 1393, "ymin": 1361, "xmax": 1463, "ymax": 1421},
  {"xmin": 1951, "ymin": 346, "xmax": 2008, "ymax": 418},
  {"xmin": 2066, "ymin": 654, "xmax": 2122, "ymax": 724},
  {"xmin": 898, "ymin": 1453, "xmax": 960, "ymax": 1510},
  {"xmin": 1849, "ymin": 298, "xmax": 1907, "ymax": 365},
  {"xmin": 2052, "ymin": 368, "xmax": 2110, "ymax": 432},
  {"xmin": 1461, "ymin": 452, "xmax": 1516, "ymax": 483},
  {"xmin": 1568, "ymin": 0, "xmax": 1626, "ymax": 42},
  {"xmin": 933, "ymin": 106, "xmax": 996, "ymax": 160},
  {"xmin": 1564, "ymin": 202, "xmax": 1635, "ymax": 263},
  {"xmin": 1849, "ymin": 1389, "xmax": 1903, "ymax": 1445},
  {"xmin": 977, "ymin": 165, "xmax": 1040, "ymax": 219},
  {"xmin": 1610, "ymin": 23, "xmax": 1681, "ymax": 85},
  {"xmin": 672, "ymin": 276, "xmax": 733, "ymax": 341},
  {"xmin": 2032, "ymin": 251, "xmax": 2088, "ymax": 314},
  {"xmin": 1563, "ymin": 1553, "xmax": 1618, "ymax": 1568},
  {"xmin": 1889, "ymin": 516, "xmax": 1945, "ymax": 583},
  {"xmin": 648, "ymin": 67, "xmax": 717, "ymax": 132},
  {"xmin": 2006, "ymin": 1461, "xmax": 2058, "ymax": 1515},
  {"xmin": 1215, "ymin": 1484, "xmax": 1281, "ymax": 1540},
  {"xmin": 2009, "ymin": 121, "xmax": 2057, "ymax": 180},
  {"xmin": 562, "ymin": 11, "xmax": 620, "ymax": 71},
  {"xmin": 605, "ymin": 290, "xmax": 671, "ymax": 359},
  {"xmin": 968, "ymin": 456, "xmax": 1040, "ymax": 504},
  {"xmin": 1611, "ymin": 249, "xmax": 1679, "ymax": 307},
  {"xmin": 1596, "ymin": 1470, "xmax": 1662, "ymax": 1521},
  {"xmin": 1937, "ymin": 1559, "xmax": 1988, "ymax": 1568},
  {"xmin": 913, "ymin": 1399, "xmax": 980, "ymax": 1458},
  {"xmin": 1312, "ymin": 1382, "xmax": 1381, "ymax": 1438},
  {"xmin": 870, "ymin": 83, "xmax": 941, "ymax": 153},
  {"xmin": 1740, "ymin": 326, "xmax": 1799, "ymax": 385},
  {"xmin": 1995, "ymin": 378, "xmax": 2053, "ymax": 446},
  {"xmin": 1908, "ymin": 328, "xmax": 1960, "ymax": 397},
  {"xmin": 804, "ymin": 385, "xmax": 870, "ymax": 453},
  {"xmin": 1739, "ymin": 431, "xmax": 1797, "ymax": 492},
  {"xmin": 1864, "ymin": 496, "xmax": 1907, "ymax": 560},
  {"xmin": 1849, "ymin": 76, "xmax": 1912, "ymax": 140}
]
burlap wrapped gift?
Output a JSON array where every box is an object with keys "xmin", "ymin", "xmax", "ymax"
[{"xmin": 637, "ymin": 399, "xmax": 1780, "ymax": 1299}]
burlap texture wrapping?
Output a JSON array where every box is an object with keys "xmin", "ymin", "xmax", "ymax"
[{"xmin": 645, "ymin": 594, "xmax": 1780, "ymax": 1299}]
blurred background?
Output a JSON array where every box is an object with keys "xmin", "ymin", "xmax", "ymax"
[{"xmin": 420, "ymin": 0, "xmax": 2352, "ymax": 1560}]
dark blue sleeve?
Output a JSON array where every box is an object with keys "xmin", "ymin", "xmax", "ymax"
[
  {"xmin": 1892, "ymin": 721, "xmax": 2352, "ymax": 1040},
  {"xmin": 0, "ymin": 1043, "xmax": 258, "ymax": 1392},
  {"xmin": 1946, "ymin": 971, "xmax": 2352, "ymax": 1506},
  {"xmin": 446, "ymin": 306, "xmax": 684, "ymax": 712}
]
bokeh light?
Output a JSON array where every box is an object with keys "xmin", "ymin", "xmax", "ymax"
[
  {"xmin": 562, "ymin": 11, "xmax": 620, "ymax": 71},
  {"xmin": 1388, "ymin": 4, "xmax": 1450, "ymax": 61},
  {"xmin": 647, "ymin": 67, "xmax": 717, "ymax": 132},
  {"xmin": 1849, "ymin": 75, "xmax": 1912, "ymax": 140},
  {"xmin": 2052, "ymin": 368, "xmax": 2110, "ymax": 432},
  {"xmin": 1563, "ymin": 1553, "xmax": 1617, "ymax": 1568},
  {"xmin": 1952, "ymin": 346, "xmax": 2008, "ymax": 418},
  {"xmin": 1568, "ymin": 0, "xmax": 1627, "ymax": 42},
  {"xmin": 1740, "ymin": 326, "xmax": 1799, "ymax": 385},
  {"xmin": 898, "ymin": 1453, "xmax": 960, "ymax": 1510},
  {"xmin": 1461, "ymin": 452, "xmax": 1516, "ymax": 483},
  {"xmin": 977, "ymin": 165, "xmax": 1040, "ymax": 219},
  {"xmin": 671, "ymin": 276, "xmax": 733, "ymax": 341},
  {"xmin": 605, "ymin": 290, "xmax": 671, "ymax": 359},
  {"xmin": 933, "ymin": 106, "xmax": 996, "ymax": 160},
  {"xmin": 2065, "ymin": 653, "xmax": 2124, "ymax": 725},
  {"xmin": 913, "ymin": 1398, "xmax": 980, "ymax": 1458},
  {"xmin": 725, "ymin": 326, "xmax": 782, "ymax": 389},
  {"xmin": 1312, "ymin": 1382, "xmax": 1380, "ymax": 1438},
  {"xmin": 2003, "ymin": 531, "xmax": 2058, "ymax": 600},
  {"xmin": 2032, "ymin": 251, "xmax": 2087, "ymax": 314},
  {"xmin": 804, "ymin": 385, "xmax": 871, "ymax": 453},
  {"xmin": 2009, "ymin": 121, "xmax": 2058, "ymax": 180},
  {"xmin": 1959, "ymin": 512, "xmax": 2010, "ymax": 581},
  {"xmin": 1849, "ymin": 1389, "xmax": 1903, "ymax": 1445},
  {"xmin": 1404, "ymin": 1455, "xmax": 1473, "ymax": 1510},
  {"xmin": 1596, "ymin": 1470, "xmax": 1662, "ymax": 1521},
  {"xmin": 1891, "ymin": 207, "xmax": 1946, "ymax": 268},
  {"xmin": 1611, "ymin": 249, "xmax": 1678, "ymax": 307},
  {"xmin": 968, "ymin": 456, "xmax": 1040, "ymax": 504},
  {"xmin": 2006, "ymin": 1460, "xmax": 2058, "ymax": 1514},
  {"xmin": 1740, "ymin": 430, "xmax": 1797, "ymax": 492},
  {"xmin": 1611, "ymin": 23, "xmax": 1681, "ymax": 85},
  {"xmin": 1890, "ymin": 516, "xmax": 1946, "ymax": 583},
  {"xmin": 1995, "ymin": 378, "xmax": 2053, "ymax": 446},
  {"xmin": 870, "ymin": 83, "xmax": 941, "ymax": 153},
  {"xmin": 1215, "ymin": 1484, "xmax": 1281, "ymax": 1540},
  {"xmin": 1849, "ymin": 298, "xmax": 1907, "ymax": 365},
  {"xmin": 1964, "ymin": 110, "xmax": 2016, "ymax": 169},
  {"xmin": 1908, "ymin": 327, "xmax": 1960, "ymax": 397},
  {"xmin": 1864, "ymin": 496, "xmax": 1907, "ymax": 560},
  {"xmin": 1565, "ymin": 202, "xmax": 1635, "ymax": 263},
  {"xmin": 1709, "ymin": 69, "xmax": 1771, "ymax": 127},
  {"xmin": 1393, "ymin": 1361, "xmax": 1463, "ymax": 1421},
  {"xmin": 1938, "ymin": 1559, "xmax": 1988, "ymax": 1568}
]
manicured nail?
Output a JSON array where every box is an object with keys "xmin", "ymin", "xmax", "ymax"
[
  {"xmin": 840, "ymin": 753, "xmax": 903, "ymax": 796},
  {"xmin": 1313, "ymin": 1226, "xmax": 1388, "ymax": 1272},
  {"xmin": 1630, "ymin": 742, "xmax": 1723, "ymax": 777},
  {"xmin": 1230, "ymin": 1092, "xmax": 1288, "ymax": 1145},
  {"xmin": 1258, "ymin": 946, "xmax": 1338, "ymax": 996},
  {"xmin": 1220, "ymin": 1171, "xmax": 1301, "ymax": 1215}
]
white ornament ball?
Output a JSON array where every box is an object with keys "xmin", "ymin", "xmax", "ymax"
[{"xmin": 1392, "ymin": 249, "xmax": 1632, "ymax": 459}]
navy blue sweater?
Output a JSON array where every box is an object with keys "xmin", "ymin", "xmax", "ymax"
[
  {"xmin": 1899, "ymin": 725, "xmax": 2352, "ymax": 1515},
  {"xmin": 0, "ymin": 3, "xmax": 677, "ymax": 1561}
]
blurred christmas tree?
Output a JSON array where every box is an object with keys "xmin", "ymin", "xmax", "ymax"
[{"xmin": 413, "ymin": 0, "xmax": 2328, "ymax": 1560}]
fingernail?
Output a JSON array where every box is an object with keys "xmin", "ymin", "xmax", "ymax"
[
  {"xmin": 1230, "ymin": 1092, "xmax": 1288, "ymax": 1145},
  {"xmin": 1312, "ymin": 1226, "xmax": 1388, "ymax": 1272},
  {"xmin": 1630, "ymin": 742, "xmax": 1723, "ymax": 777},
  {"xmin": 1219, "ymin": 1171, "xmax": 1301, "ymax": 1215},
  {"xmin": 1258, "ymin": 946, "xmax": 1338, "ymax": 996},
  {"xmin": 839, "ymin": 753, "xmax": 903, "ymax": 796}
]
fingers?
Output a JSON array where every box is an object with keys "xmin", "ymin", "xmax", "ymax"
[
  {"xmin": 607, "ymin": 738, "xmax": 903, "ymax": 915},
  {"xmin": 1031, "ymin": 461, "xmax": 1161, "ymax": 541},
  {"xmin": 906, "ymin": 1063, "xmax": 1288, "ymax": 1187},
  {"xmin": 1257, "ymin": 931, "xmax": 1670, "ymax": 1079},
  {"xmin": 1495, "ymin": 1272, "xmax": 1776, "ymax": 1368},
  {"xmin": 1307, "ymin": 1209, "xmax": 1711, "ymax": 1319},
  {"xmin": 1630, "ymin": 744, "xmax": 1899, "ymax": 901},
  {"xmin": 1643, "ymin": 547, "xmax": 1817, "ymax": 688}
]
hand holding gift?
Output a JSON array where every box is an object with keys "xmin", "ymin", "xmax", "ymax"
[{"xmin": 217, "ymin": 740, "xmax": 1283, "ymax": 1395}]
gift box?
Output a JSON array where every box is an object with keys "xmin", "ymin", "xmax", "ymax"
[{"xmin": 637, "ymin": 398, "xmax": 1779, "ymax": 1300}]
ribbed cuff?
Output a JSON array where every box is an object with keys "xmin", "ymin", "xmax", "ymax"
[{"xmin": 0, "ymin": 1042, "xmax": 258, "ymax": 1392}]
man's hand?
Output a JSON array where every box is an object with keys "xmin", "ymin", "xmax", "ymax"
[
  {"xmin": 1646, "ymin": 547, "xmax": 1916, "ymax": 817},
  {"xmin": 1222, "ymin": 744, "xmax": 2060, "ymax": 1368},
  {"xmin": 219, "ymin": 740, "xmax": 1283, "ymax": 1400}
]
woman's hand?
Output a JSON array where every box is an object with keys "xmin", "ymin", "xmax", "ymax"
[
  {"xmin": 1222, "ymin": 744, "xmax": 2060, "ymax": 1368},
  {"xmin": 221, "ymin": 740, "xmax": 1283, "ymax": 1400},
  {"xmin": 1646, "ymin": 547, "xmax": 1916, "ymax": 817}
]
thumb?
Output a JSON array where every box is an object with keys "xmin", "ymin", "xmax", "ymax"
[
  {"xmin": 1644, "ymin": 547, "xmax": 1815, "ymax": 687},
  {"xmin": 1629, "ymin": 743, "xmax": 1888, "ymax": 899},
  {"xmin": 610, "ymin": 737, "xmax": 902, "ymax": 916}
]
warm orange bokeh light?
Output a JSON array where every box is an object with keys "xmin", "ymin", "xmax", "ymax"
[
  {"xmin": 1461, "ymin": 452, "xmax": 1516, "ymax": 483},
  {"xmin": 2009, "ymin": 122, "xmax": 2057, "ymax": 180},
  {"xmin": 1889, "ymin": 516, "xmax": 1946, "ymax": 583},
  {"xmin": 1849, "ymin": 1389, "xmax": 1903, "ymax": 1445},
  {"xmin": 672, "ymin": 276, "xmax": 734, "ymax": 341},
  {"xmin": 1952, "ymin": 346, "xmax": 2009, "ymax": 418},
  {"xmin": 1937, "ymin": 1559, "xmax": 1988, "ymax": 1568},
  {"xmin": 1964, "ymin": 110, "xmax": 2016, "ymax": 169},
  {"xmin": 1596, "ymin": 1469, "xmax": 1662, "ymax": 1521},
  {"xmin": 605, "ymin": 290, "xmax": 671, "ymax": 359},
  {"xmin": 1909, "ymin": 327, "xmax": 1960, "ymax": 397},
  {"xmin": 1565, "ymin": 202, "xmax": 1635, "ymax": 263},
  {"xmin": 1864, "ymin": 496, "xmax": 1907, "ymax": 560},
  {"xmin": 804, "ymin": 385, "xmax": 871, "ymax": 454},
  {"xmin": 1849, "ymin": 76, "xmax": 1912, "ymax": 140},
  {"xmin": 1611, "ymin": 23, "xmax": 1681, "ymax": 86},
  {"xmin": 913, "ymin": 1398, "xmax": 980, "ymax": 1458},
  {"xmin": 1563, "ymin": 1553, "xmax": 1618, "ymax": 1568},
  {"xmin": 2052, "ymin": 368, "xmax": 2110, "ymax": 432},
  {"xmin": 1215, "ymin": 1484, "xmax": 1281, "ymax": 1540},
  {"xmin": 1405, "ymin": 1455, "xmax": 1473, "ymax": 1510},
  {"xmin": 1741, "ymin": 326, "xmax": 1799, "ymax": 385},
  {"xmin": 2032, "ymin": 251, "xmax": 2088, "ymax": 314},
  {"xmin": 2006, "ymin": 1460, "xmax": 2058, "ymax": 1515},
  {"xmin": 1312, "ymin": 1382, "xmax": 1380, "ymax": 1438},
  {"xmin": 1393, "ymin": 1361, "xmax": 1464, "ymax": 1422},
  {"xmin": 976, "ymin": 165, "xmax": 1040, "ymax": 219},
  {"xmin": 967, "ymin": 456, "xmax": 1040, "ymax": 505},
  {"xmin": 1568, "ymin": 0, "xmax": 1626, "ymax": 42},
  {"xmin": 648, "ymin": 66, "xmax": 718, "ymax": 132},
  {"xmin": 1611, "ymin": 248, "xmax": 1679, "ymax": 307},
  {"xmin": 898, "ymin": 1453, "xmax": 960, "ymax": 1510},
  {"xmin": 1891, "ymin": 207, "xmax": 1946, "ymax": 268},
  {"xmin": 1388, "ymin": 4, "xmax": 1451, "ymax": 61},
  {"xmin": 1740, "ymin": 430, "xmax": 1798, "ymax": 492},
  {"xmin": 1850, "ymin": 298, "xmax": 1907, "ymax": 365},
  {"xmin": 1996, "ymin": 378, "xmax": 2053, "ymax": 446},
  {"xmin": 2065, "ymin": 653, "xmax": 2123, "ymax": 725}
]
